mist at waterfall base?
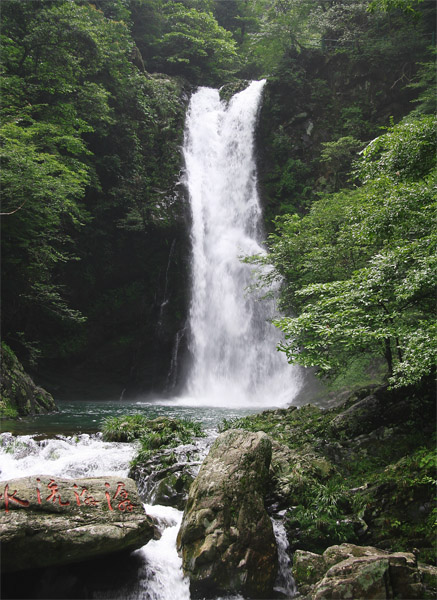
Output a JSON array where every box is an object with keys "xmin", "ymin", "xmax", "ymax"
[
  {"xmin": 1, "ymin": 83, "xmax": 300, "ymax": 600},
  {"xmin": 162, "ymin": 79, "xmax": 302, "ymax": 409}
]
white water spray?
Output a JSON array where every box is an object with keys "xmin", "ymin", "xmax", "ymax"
[
  {"xmin": 182, "ymin": 81, "xmax": 301, "ymax": 407},
  {"xmin": 0, "ymin": 433, "xmax": 135, "ymax": 481},
  {"xmin": 134, "ymin": 505, "xmax": 190, "ymax": 600}
]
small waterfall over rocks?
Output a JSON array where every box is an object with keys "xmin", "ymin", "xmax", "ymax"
[{"xmin": 182, "ymin": 81, "xmax": 302, "ymax": 408}]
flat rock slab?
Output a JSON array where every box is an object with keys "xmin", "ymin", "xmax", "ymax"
[{"xmin": 0, "ymin": 475, "xmax": 157, "ymax": 572}]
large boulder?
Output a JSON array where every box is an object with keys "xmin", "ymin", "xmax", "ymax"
[
  {"xmin": 0, "ymin": 475, "xmax": 157, "ymax": 572},
  {"xmin": 293, "ymin": 543, "xmax": 425, "ymax": 599},
  {"xmin": 177, "ymin": 429, "xmax": 277, "ymax": 598}
]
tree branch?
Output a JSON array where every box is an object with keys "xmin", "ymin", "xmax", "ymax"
[{"xmin": 0, "ymin": 199, "xmax": 28, "ymax": 216}]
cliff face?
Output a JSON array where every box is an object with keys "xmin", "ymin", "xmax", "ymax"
[
  {"xmin": 32, "ymin": 77, "xmax": 193, "ymax": 402},
  {"xmin": 0, "ymin": 344, "xmax": 57, "ymax": 418},
  {"xmin": 256, "ymin": 46, "xmax": 424, "ymax": 226}
]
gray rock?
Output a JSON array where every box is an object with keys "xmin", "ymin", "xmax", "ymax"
[
  {"xmin": 330, "ymin": 394, "xmax": 383, "ymax": 437},
  {"xmin": 293, "ymin": 543, "xmax": 425, "ymax": 599},
  {"xmin": 131, "ymin": 449, "xmax": 199, "ymax": 511},
  {"xmin": 177, "ymin": 429, "xmax": 277, "ymax": 598},
  {"xmin": 313, "ymin": 555, "xmax": 391, "ymax": 599},
  {"xmin": 0, "ymin": 475, "xmax": 157, "ymax": 572}
]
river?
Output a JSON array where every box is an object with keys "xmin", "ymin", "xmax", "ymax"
[{"xmin": 1, "ymin": 400, "xmax": 295, "ymax": 599}]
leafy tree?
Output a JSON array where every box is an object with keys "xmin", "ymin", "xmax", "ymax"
[
  {"xmin": 1, "ymin": 0, "xmax": 187, "ymax": 366},
  {"xmin": 149, "ymin": 1, "xmax": 239, "ymax": 84},
  {"xmin": 368, "ymin": 0, "xmax": 425, "ymax": 13},
  {"xmin": 320, "ymin": 136, "xmax": 364, "ymax": 191},
  {"xmin": 261, "ymin": 115, "xmax": 436, "ymax": 388}
]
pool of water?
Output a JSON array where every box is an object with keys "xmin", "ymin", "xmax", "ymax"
[{"xmin": 0, "ymin": 399, "xmax": 262, "ymax": 438}]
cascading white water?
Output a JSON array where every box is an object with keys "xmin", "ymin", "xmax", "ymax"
[
  {"xmin": 272, "ymin": 516, "xmax": 297, "ymax": 598},
  {"xmin": 183, "ymin": 80, "xmax": 301, "ymax": 407}
]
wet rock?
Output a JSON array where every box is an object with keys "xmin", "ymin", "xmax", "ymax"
[
  {"xmin": 330, "ymin": 393, "xmax": 384, "ymax": 437},
  {"xmin": 313, "ymin": 555, "xmax": 392, "ymax": 599},
  {"xmin": 130, "ymin": 446, "xmax": 202, "ymax": 510},
  {"xmin": 0, "ymin": 343, "xmax": 57, "ymax": 418},
  {"xmin": 293, "ymin": 549, "xmax": 326, "ymax": 591},
  {"xmin": 177, "ymin": 429, "xmax": 277, "ymax": 598},
  {"xmin": 219, "ymin": 80, "xmax": 250, "ymax": 103},
  {"xmin": 0, "ymin": 475, "xmax": 157, "ymax": 572},
  {"xmin": 329, "ymin": 382, "xmax": 432, "ymax": 439},
  {"xmin": 293, "ymin": 543, "xmax": 425, "ymax": 599}
]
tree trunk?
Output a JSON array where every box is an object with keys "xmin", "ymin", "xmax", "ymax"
[{"xmin": 385, "ymin": 338, "xmax": 393, "ymax": 377}]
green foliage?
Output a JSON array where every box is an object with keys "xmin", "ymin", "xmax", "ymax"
[
  {"xmin": 357, "ymin": 115, "xmax": 436, "ymax": 182},
  {"xmin": 1, "ymin": 0, "xmax": 187, "ymax": 369},
  {"xmin": 368, "ymin": 0, "xmax": 425, "ymax": 13},
  {"xmin": 408, "ymin": 54, "xmax": 437, "ymax": 116},
  {"xmin": 0, "ymin": 0, "xmax": 136, "ymax": 357},
  {"xmin": 102, "ymin": 414, "xmax": 204, "ymax": 446},
  {"xmin": 151, "ymin": 1, "xmax": 239, "ymax": 85},
  {"xmin": 320, "ymin": 136, "xmax": 364, "ymax": 191},
  {"xmin": 1, "ymin": 119, "xmax": 90, "ymax": 321},
  {"xmin": 357, "ymin": 443, "xmax": 437, "ymax": 562},
  {"xmin": 0, "ymin": 399, "xmax": 19, "ymax": 419},
  {"xmin": 287, "ymin": 479, "xmax": 357, "ymax": 552},
  {"xmin": 257, "ymin": 0, "xmax": 432, "ymax": 222},
  {"xmin": 262, "ymin": 115, "xmax": 437, "ymax": 387}
]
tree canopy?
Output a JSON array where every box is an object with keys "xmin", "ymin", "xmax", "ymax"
[{"xmin": 257, "ymin": 115, "xmax": 436, "ymax": 388}]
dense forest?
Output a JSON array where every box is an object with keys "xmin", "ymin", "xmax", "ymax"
[{"xmin": 1, "ymin": 0, "xmax": 436, "ymax": 405}]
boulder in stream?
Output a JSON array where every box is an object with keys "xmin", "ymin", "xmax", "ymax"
[
  {"xmin": 177, "ymin": 429, "xmax": 277, "ymax": 598},
  {"xmin": 0, "ymin": 475, "xmax": 157, "ymax": 572}
]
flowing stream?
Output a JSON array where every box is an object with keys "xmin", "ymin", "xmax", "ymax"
[{"xmin": 1, "ymin": 82, "xmax": 298, "ymax": 599}]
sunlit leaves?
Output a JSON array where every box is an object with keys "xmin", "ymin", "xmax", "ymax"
[
  {"xmin": 357, "ymin": 115, "xmax": 437, "ymax": 183},
  {"xmin": 155, "ymin": 2, "xmax": 239, "ymax": 84},
  {"xmin": 265, "ymin": 115, "xmax": 437, "ymax": 387}
]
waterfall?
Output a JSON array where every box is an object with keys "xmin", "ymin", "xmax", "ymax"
[{"xmin": 182, "ymin": 80, "xmax": 301, "ymax": 407}]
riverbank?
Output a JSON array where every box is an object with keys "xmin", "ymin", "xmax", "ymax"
[{"xmin": 1, "ymin": 377, "xmax": 435, "ymax": 599}]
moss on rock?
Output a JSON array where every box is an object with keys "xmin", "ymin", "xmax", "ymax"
[
  {"xmin": 220, "ymin": 378, "xmax": 436, "ymax": 562},
  {"xmin": 0, "ymin": 343, "xmax": 57, "ymax": 418}
]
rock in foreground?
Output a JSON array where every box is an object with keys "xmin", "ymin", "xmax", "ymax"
[
  {"xmin": 0, "ymin": 475, "xmax": 157, "ymax": 572},
  {"xmin": 293, "ymin": 543, "xmax": 426, "ymax": 599},
  {"xmin": 177, "ymin": 429, "xmax": 277, "ymax": 599}
]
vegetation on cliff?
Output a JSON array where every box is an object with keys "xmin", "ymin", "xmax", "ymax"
[
  {"xmin": 102, "ymin": 414, "xmax": 204, "ymax": 460},
  {"xmin": 0, "ymin": 343, "xmax": 57, "ymax": 418},
  {"xmin": 253, "ymin": 114, "xmax": 436, "ymax": 387}
]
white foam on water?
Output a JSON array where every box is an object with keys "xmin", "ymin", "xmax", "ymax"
[
  {"xmin": 183, "ymin": 81, "xmax": 302, "ymax": 408},
  {"xmin": 0, "ymin": 432, "xmax": 135, "ymax": 481}
]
